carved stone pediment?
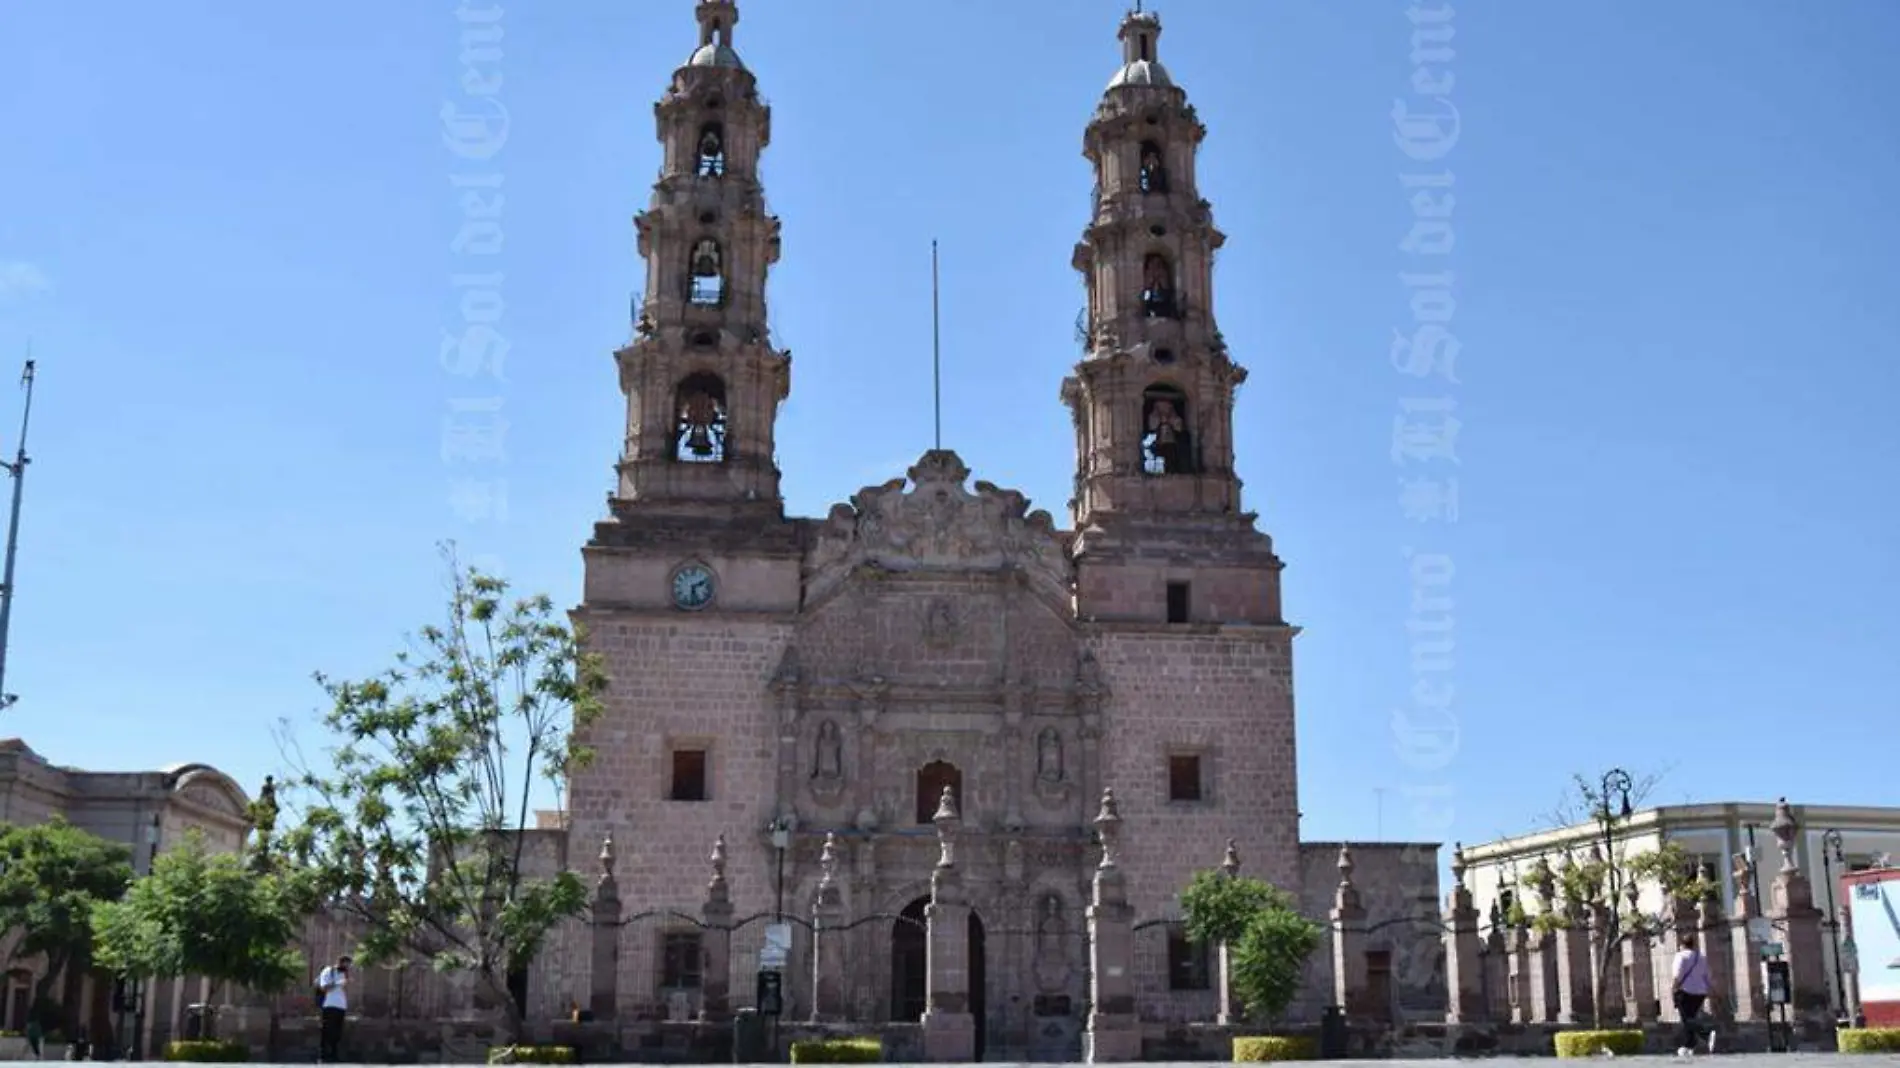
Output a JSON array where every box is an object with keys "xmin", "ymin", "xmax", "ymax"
[
  {"xmin": 804, "ymin": 450, "xmax": 1072, "ymax": 604},
  {"xmin": 177, "ymin": 783, "xmax": 245, "ymax": 820}
]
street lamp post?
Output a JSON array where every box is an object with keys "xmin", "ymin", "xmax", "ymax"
[
  {"xmin": 1821, "ymin": 829, "xmax": 1848, "ymax": 1023},
  {"xmin": 770, "ymin": 819, "xmax": 790, "ymax": 922},
  {"xmin": 1595, "ymin": 769, "xmax": 1634, "ymax": 1029}
]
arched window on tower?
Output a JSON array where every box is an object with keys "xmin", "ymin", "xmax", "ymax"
[
  {"xmin": 1141, "ymin": 383, "xmax": 1195, "ymax": 475},
  {"xmin": 697, "ymin": 122, "xmax": 725, "ymax": 177},
  {"xmin": 1138, "ymin": 141, "xmax": 1168, "ymax": 194},
  {"xmin": 1141, "ymin": 253, "xmax": 1178, "ymax": 319},
  {"xmin": 673, "ymin": 372, "xmax": 728, "ymax": 463},
  {"xmin": 689, "ymin": 238, "xmax": 724, "ymax": 306}
]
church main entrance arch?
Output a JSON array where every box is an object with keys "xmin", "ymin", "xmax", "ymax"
[{"xmin": 890, "ymin": 896, "xmax": 987, "ymax": 1058}]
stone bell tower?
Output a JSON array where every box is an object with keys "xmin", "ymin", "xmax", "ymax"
[
  {"xmin": 615, "ymin": 0, "xmax": 788, "ymax": 515},
  {"xmin": 1062, "ymin": 8, "xmax": 1284, "ymax": 625}
]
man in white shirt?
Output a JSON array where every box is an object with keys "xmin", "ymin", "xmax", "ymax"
[
  {"xmin": 317, "ymin": 954, "xmax": 351, "ymax": 1063},
  {"xmin": 1671, "ymin": 933, "xmax": 1712, "ymax": 1056}
]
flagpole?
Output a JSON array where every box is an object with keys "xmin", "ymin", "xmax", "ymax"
[
  {"xmin": 0, "ymin": 349, "xmax": 36, "ymax": 710},
  {"xmin": 931, "ymin": 240, "xmax": 942, "ymax": 452}
]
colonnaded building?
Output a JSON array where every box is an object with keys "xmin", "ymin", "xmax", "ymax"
[{"xmin": 533, "ymin": 2, "xmax": 1446, "ymax": 1058}]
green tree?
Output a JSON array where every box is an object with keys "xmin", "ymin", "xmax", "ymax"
[
  {"xmin": 0, "ymin": 818, "xmax": 134, "ymax": 1028},
  {"xmin": 90, "ymin": 830, "xmax": 309, "ymax": 1001},
  {"xmin": 275, "ymin": 551, "xmax": 608, "ymax": 1042},
  {"xmin": 1520, "ymin": 771, "xmax": 1718, "ymax": 1029},
  {"xmin": 1180, "ymin": 870, "xmax": 1324, "ymax": 1022}
]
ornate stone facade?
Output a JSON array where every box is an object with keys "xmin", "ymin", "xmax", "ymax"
[{"xmin": 542, "ymin": 2, "xmax": 1442, "ymax": 1059}]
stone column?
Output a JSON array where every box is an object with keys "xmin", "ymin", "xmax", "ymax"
[
  {"xmin": 1084, "ymin": 789, "xmax": 1140, "ymax": 1064},
  {"xmin": 1529, "ymin": 930, "xmax": 1562, "ymax": 1023},
  {"xmin": 589, "ymin": 834, "xmax": 622, "ymax": 1021},
  {"xmin": 1767, "ymin": 798, "xmax": 1830, "ymax": 1015},
  {"xmin": 1331, "ymin": 845, "xmax": 1371, "ymax": 1019},
  {"xmin": 700, "ymin": 835, "xmax": 735, "ymax": 1022},
  {"xmin": 921, "ymin": 788, "xmax": 976, "ymax": 1062},
  {"xmin": 851, "ymin": 678, "xmax": 886, "ymax": 830},
  {"xmin": 1589, "ymin": 900, "xmax": 1625, "ymax": 1023},
  {"xmin": 810, "ymin": 833, "xmax": 848, "ymax": 1022},
  {"xmin": 1623, "ymin": 882, "xmax": 1657, "ymax": 1022},
  {"xmin": 1001, "ymin": 690, "xmax": 1027, "ymax": 833},
  {"xmin": 1727, "ymin": 853, "xmax": 1768, "ymax": 1022},
  {"xmin": 1442, "ymin": 844, "xmax": 1486, "ymax": 1023},
  {"xmin": 1506, "ymin": 924, "xmax": 1534, "ymax": 1024},
  {"xmin": 1696, "ymin": 869, "xmax": 1735, "ymax": 1024},
  {"xmin": 1661, "ymin": 882, "xmax": 1700, "ymax": 1023},
  {"xmin": 772, "ymin": 654, "xmax": 803, "ymax": 827},
  {"xmin": 1216, "ymin": 839, "xmax": 1241, "ymax": 1026}
]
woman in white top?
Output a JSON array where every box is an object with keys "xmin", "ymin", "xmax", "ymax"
[{"xmin": 1672, "ymin": 932, "xmax": 1713, "ymax": 1054}]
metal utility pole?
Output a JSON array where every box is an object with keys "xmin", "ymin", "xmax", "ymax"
[{"xmin": 0, "ymin": 354, "xmax": 37, "ymax": 711}]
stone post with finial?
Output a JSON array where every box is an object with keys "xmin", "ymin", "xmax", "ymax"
[
  {"xmin": 1546, "ymin": 854, "xmax": 1592, "ymax": 1024},
  {"xmin": 1585, "ymin": 844, "xmax": 1626, "ymax": 1023},
  {"xmin": 700, "ymin": 834, "xmax": 735, "ymax": 1022},
  {"xmin": 1330, "ymin": 845, "xmax": 1371, "ymax": 1019},
  {"xmin": 1696, "ymin": 861, "xmax": 1735, "ymax": 1024},
  {"xmin": 1083, "ymin": 788, "xmax": 1139, "ymax": 1063},
  {"xmin": 1767, "ymin": 797, "xmax": 1829, "ymax": 1016},
  {"xmin": 920, "ymin": 787, "xmax": 975, "ymax": 1061},
  {"xmin": 1527, "ymin": 856, "xmax": 1562, "ymax": 1023},
  {"xmin": 1727, "ymin": 850, "xmax": 1768, "ymax": 1022},
  {"xmin": 1214, "ymin": 838, "xmax": 1242, "ymax": 1026},
  {"xmin": 1443, "ymin": 843, "xmax": 1487, "ymax": 1023},
  {"xmin": 810, "ymin": 832, "xmax": 848, "ymax": 1022},
  {"xmin": 1623, "ymin": 879, "xmax": 1657, "ymax": 1022},
  {"xmin": 590, "ymin": 834, "xmax": 621, "ymax": 1020},
  {"xmin": 1482, "ymin": 897, "xmax": 1510, "ymax": 1021}
]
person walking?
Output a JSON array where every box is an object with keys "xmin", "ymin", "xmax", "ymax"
[
  {"xmin": 317, "ymin": 954, "xmax": 351, "ymax": 1063},
  {"xmin": 1672, "ymin": 932, "xmax": 1713, "ymax": 1056}
]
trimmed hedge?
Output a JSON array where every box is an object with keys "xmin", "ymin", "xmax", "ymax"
[
  {"xmin": 789, "ymin": 1036, "xmax": 882, "ymax": 1063},
  {"xmin": 1554, "ymin": 1030, "xmax": 1644, "ymax": 1058},
  {"xmin": 487, "ymin": 1046, "xmax": 577, "ymax": 1064},
  {"xmin": 1232, "ymin": 1035, "xmax": 1317, "ymax": 1061},
  {"xmin": 1840, "ymin": 1028, "xmax": 1900, "ymax": 1054},
  {"xmin": 163, "ymin": 1039, "xmax": 250, "ymax": 1062}
]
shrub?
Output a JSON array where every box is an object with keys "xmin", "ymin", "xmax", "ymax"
[
  {"xmin": 1840, "ymin": 1029, "xmax": 1900, "ymax": 1054},
  {"xmin": 1554, "ymin": 1030, "xmax": 1644, "ymax": 1058},
  {"xmin": 789, "ymin": 1036, "xmax": 882, "ymax": 1063},
  {"xmin": 487, "ymin": 1047, "xmax": 577, "ymax": 1064},
  {"xmin": 1232, "ymin": 1035, "xmax": 1316, "ymax": 1061},
  {"xmin": 163, "ymin": 1039, "xmax": 250, "ymax": 1062}
]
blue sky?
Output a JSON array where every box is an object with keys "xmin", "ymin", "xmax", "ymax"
[{"xmin": 2, "ymin": 1, "xmax": 1897, "ymax": 854}]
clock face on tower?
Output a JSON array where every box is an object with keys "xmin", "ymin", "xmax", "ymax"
[{"xmin": 670, "ymin": 564, "xmax": 716, "ymax": 611}]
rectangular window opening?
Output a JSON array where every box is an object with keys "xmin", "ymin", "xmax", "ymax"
[
  {"xmin": 1166, "ymin": 925, "xmax": 1211, "ymax": 991},
  {"xmin": 1168, "ymin": 754, "xmax": 1203, "ymax": 803},
  {"xmin": 1166, "ymin": 581, "xmax": 1191, "ymax": 624},
  {"xmin": 670, "ymin": 748, "xmax": 709, "ymax": 802},
  {"xmin": 661, "ymin": 932, "xmax": 704, "ymax": 990}
]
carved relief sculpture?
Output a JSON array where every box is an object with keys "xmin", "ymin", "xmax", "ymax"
[
  {"xmin": 813, "ymin": 719, "xmax": 844, "ymax": 781},
  {"xmin": 1036, "ymin": 727, "xmax": 1064, "ymax": 784},
  {"xmin": 1033, "ymin": 894, "xmax": 1071, "ymax": 993}
]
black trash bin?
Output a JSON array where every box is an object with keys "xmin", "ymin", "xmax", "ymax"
[
  {"xmin": 1319, "ymin": 1004, "xmax": 1349, "ymax": 1059},
  {"xmin": 731, "ymin": 1009, "xmax": 767, "ymax": 1064},
  {"xmin": 182, "ymin": 1004, "xmax": 211, "ymax": 1041}
]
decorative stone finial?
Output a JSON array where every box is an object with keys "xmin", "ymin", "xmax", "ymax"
[
  {"xmin": 1220, "ymin": 838, "xmax": 1241, "ymax": 878},
  {"xmin": 934, "ymin": 788, "xmax": 961, "ymax": 870},
  {"xmin": 1530, "ymin": 855, "xmax": 1556, "ymax": 906},
  {"xmin": 1625, "ymin": 880, "xmax": 1640, "ymax": 910},
  {"xmin": 818, "ymin": 832, "xmax": 839, "ymax": 891},
  {"xmin": 709, "ymin": 833, "xmax": 729, "ymax": 889},
  {"xmin": 1336, "ymin": 844, "xmax": 1356, "ymax": 886},
  {"xmin": 1771, "ymin": 797, "xmax": 1800, "ymax": 873},
  {"xmin": 1094, "ymin": 788, "xmax": 1123, "ymax": 870},
  {"xmin": 1450, "ymin": 842, "xmax": 1467, "ymax": 886},
  {"xmin": 1698, "ymin": 860, "xmax": 1720, "ymax": 900},
  {"xmin": 599, "ymin": 833, "xmax": 616, "ymax": 874}
]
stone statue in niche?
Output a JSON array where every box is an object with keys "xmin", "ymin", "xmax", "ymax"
[
  {"xmin": 1033, "ymin": 894, "xmax": 1070, "ymax": 992},
  {"xmin": 1036, "ymin": 727, "xmax": 1064, "ymax": 784},
  {"xmin": 813, "ymin": 719, "xmax": 843, "ymax": 781}
]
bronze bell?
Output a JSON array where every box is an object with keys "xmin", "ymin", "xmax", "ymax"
[{"xmin": 686, "ymin": 424, "xmax": 715, "ymax": 457}]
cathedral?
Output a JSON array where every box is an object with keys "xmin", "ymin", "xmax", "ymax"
[{"xmin": 551, "ymin": 1, "xmax": 1443, "ymax": 1058}]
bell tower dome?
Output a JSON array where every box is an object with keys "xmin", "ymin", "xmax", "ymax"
[
  {"xmin": 1062, "ymin": 7, "xmax": 1285, "ymax": 626},
  {"xmin": 614, "ymin": 0, "xmax": 788, "ymax": 517}
]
